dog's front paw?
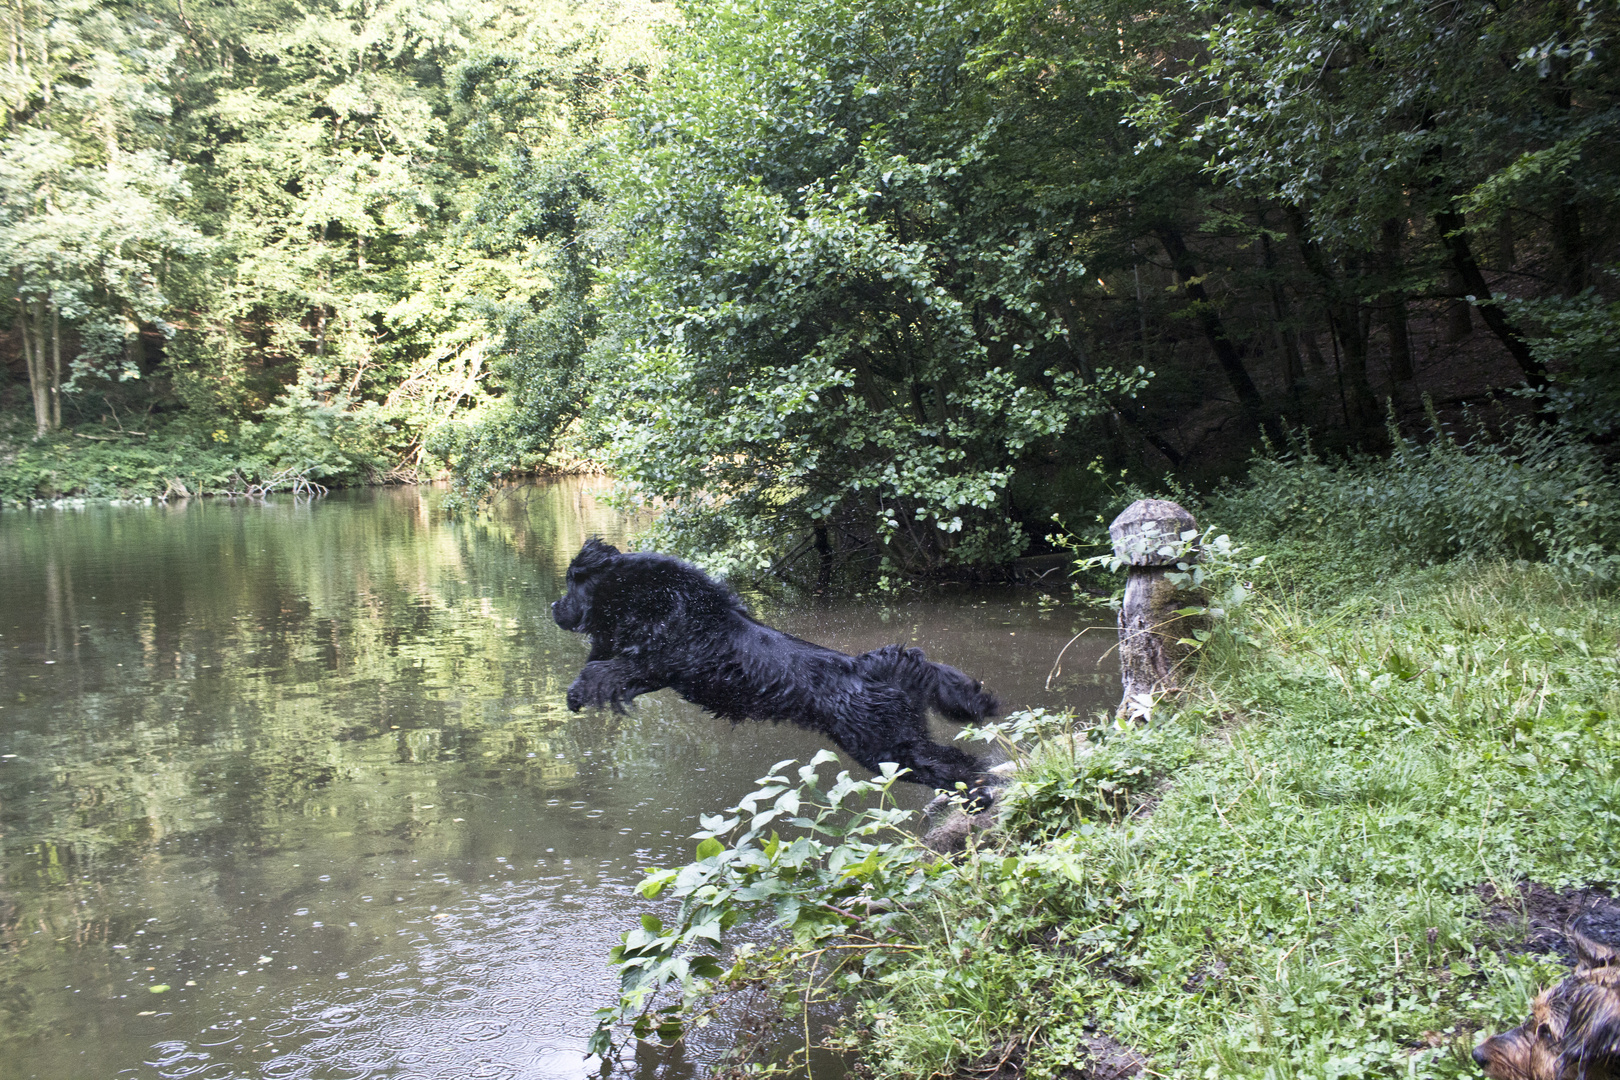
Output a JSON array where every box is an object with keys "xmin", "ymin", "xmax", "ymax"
[
  {"xmin": 567, "ymin": 671, "xmax": 610, "ymax": 711},
  {"xmin": 568, "ymin": 663, "xmax": 627, "ymax": 712}
]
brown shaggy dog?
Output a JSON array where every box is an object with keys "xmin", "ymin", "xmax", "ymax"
[{"xmin": 1474, "ymin": 906, "xmax": 1620, "ymax": 1079}]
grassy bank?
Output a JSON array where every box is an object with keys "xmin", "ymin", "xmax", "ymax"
[
  {"xmin": 591, "ymin": 422, "xmax": 1620, "ymax": 1079},
  {"xmin": 0, "ymin": 413, "xmax": 269, "ymax": 504},
  {"xmin": 598, "ymin": 543, "xmax": 1619, "ymax": 1080},
  {"xmin": 843, "ymin": 558, "xmax": 1618, "ymax": 1079}
]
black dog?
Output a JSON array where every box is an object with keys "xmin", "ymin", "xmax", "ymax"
[{"xmin": 551, "ymin": 538, "xmax": 1000, "ymax": 793}]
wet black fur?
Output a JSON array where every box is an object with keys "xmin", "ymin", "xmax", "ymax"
[{"xmin": 551, "ymin": 538, "xmax": 1000, "ymax": 792}]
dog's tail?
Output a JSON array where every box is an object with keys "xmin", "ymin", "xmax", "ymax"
[{"xmin": 856, "ymin": 645, "xmax": 1000, "ymax": 723}]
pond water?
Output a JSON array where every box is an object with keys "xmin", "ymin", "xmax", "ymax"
[{"xmin": 0, "ymin": 480, "xmax": 1117, "ymax": 1080}]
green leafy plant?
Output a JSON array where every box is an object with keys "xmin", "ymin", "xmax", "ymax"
[
  {"xmin": 1505, "ymin": 284, "xmax": 1620, "ymax": 437},
  {"xmin": 259, "ymin": 375, "xmax": 392, "ymax": 484},
  {"xmin": 589, "ymin": 751, "xmax": 949, "ymax": 1059}
]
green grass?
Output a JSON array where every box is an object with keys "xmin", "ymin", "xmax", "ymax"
[{"xmin": 843, "ymin": 560, "xmax": 1619, "ymax": 1080}]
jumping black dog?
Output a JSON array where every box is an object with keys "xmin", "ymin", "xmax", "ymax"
[{"xmin": 551, "ymin": 538, "xmax": 1000, "ymax": 793}]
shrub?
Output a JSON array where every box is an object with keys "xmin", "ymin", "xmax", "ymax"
[
  {"xmin": 258, "ymin": 375, "xmax": 393, "ymax": 484},
  {"xmin": 1208, "ymin": 409, "xmax": 1620, "ymax": 583},
  {"xmin": 991, "ymin": 710, "xmax": 1202, "ymax": 839},
  {"xmin": 1506, "ymin": 286, "xmax": 1620, "ymax": 438}
]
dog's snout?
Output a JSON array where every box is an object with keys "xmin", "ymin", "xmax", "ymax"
[
  {"xmin": 1471, "ymin": 1043, "xmax": 1490, "ymax": 1068},
  {"xmin": 552, "ymin": 595, "xmax": 583, "ymax": 632}
]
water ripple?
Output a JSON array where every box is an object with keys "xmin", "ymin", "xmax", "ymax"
[{"xmin": 456, "ymin": 1019, "xmax": 509, "ymax": 1043}]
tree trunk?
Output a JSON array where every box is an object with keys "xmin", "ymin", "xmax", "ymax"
[
  {"xmin": 1551, "ymin": 184, "xmax": 1586, "ymax": 298},
  {"xmin": 1433, "ymin": 208, "xmax": 1545, "ymax": 385},
  {"xmin": 1154, "ymin": 227, "xmax": 1271, "ymax": 432},
  {"xmin": 1259, "ymin": 227, "xmax": 1303, "ymax": 392},
  {"xmin": 19, "ymin": 297, "xmax": 49, "ymax": 438},
  {"xmin": 813, "ymin": 526, "xmax": 833, "ymax": 593},
  {"xmin": 1284, "ymin": 206, "xmax": 1379, "ymax": 431},
  {"xmin": 1380, "ymin": 219, "xmax": 1413, "ymax": 383},
  {"xmin": 314, "ymin": 305, "xmax": 329, "ymax": 357},
  {"xmin": 123, "ymin": 311, "xmax": 145, "ymax": 376},
  {"xmin": 1330, "ymin": 299, "xmax": 1379, "ymax": 432},
  {"xmin": 1445, "ymin": 269, "xmax": 1473, "ymax": 341},
  {"xmin": 1108, "ymin": 499, "xmax": 1203, "ymax": 718},
  {"xmin": 1302, "ymin": 330, "xmax": 1327, "ymax": 369},
  {"xmin": 50, "ymin": 301, "xmax": 61, "ymax": 429},
  {"xmin": 1546, "ymin": 75, "xmax": 1586, "ymax": 297},
  {"xmin": 25, "ymin": 298, "xmax": 58, "ymax": 436}
]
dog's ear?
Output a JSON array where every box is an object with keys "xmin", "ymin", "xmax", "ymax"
[
  {"xmin": 1559, "ymin": 978, "xmax": 1620, "ymax": 1074},
  {"xmin": 574, "ymin": 537, "xmax": 620, "ymax": 569}
]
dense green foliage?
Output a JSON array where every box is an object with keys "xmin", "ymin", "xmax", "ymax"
[
  {"xmin": 565, "ymin": 0, "xmax": 1620, "ymax": 579},
  {"xmin": 592, "ymin": 532, "xmax": 1620, "ymax": 1078},
  {"xmin": 5, "ymin": 0, "xmax": 1617, "ymax": 583},
  {"xmin": 1, "ymin": 0, "xmax": 667, "ymax": 481},
  {"xmin": 580, "ymin": 0, "xmax": 1161, "ymax": 576}
]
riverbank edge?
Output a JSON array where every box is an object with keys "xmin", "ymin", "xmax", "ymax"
[
  {"xmin": 0, "ymin": 411, "xmax": 608, "ymax": 508},
  {"xmin": 807, "ymin": 556, "xmax": 1619, "ymax": 1080}
]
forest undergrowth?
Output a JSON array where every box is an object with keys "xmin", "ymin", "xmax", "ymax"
[{"xmin": 0, "ymin": 381, "xmax": 406, "ymax": 504}]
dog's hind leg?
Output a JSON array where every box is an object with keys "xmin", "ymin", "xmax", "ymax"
[
  {"xmin": 820, "ymin": 696, "xmax": 992, "ymax": 795},
  {"xmin": 856, "ymin": 646, "xmax": 1000, "ymax": 723}
]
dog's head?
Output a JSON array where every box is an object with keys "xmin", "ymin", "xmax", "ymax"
[
  {"xmin": 552, "ymin": 537, "xmax": 620, "ymax": 632},
  {"xmin": 1474, "ymin": 908, "xmax": 1620, "ymax": 1079}
]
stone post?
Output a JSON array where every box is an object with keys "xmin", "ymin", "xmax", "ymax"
[{"xmin": 1108, "ymin": 499, "xmax": 1202, "ymax": 718}]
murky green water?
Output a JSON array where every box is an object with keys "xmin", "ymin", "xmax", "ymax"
[{"xmin": 0, "ymin": 480, "xmax": 1115, "ymax": 1080}]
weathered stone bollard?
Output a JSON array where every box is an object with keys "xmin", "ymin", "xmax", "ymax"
[
  {"xmin": 1108, "ymin": 499, "xmax": 1202, "ymax": 719},
  {"xmin": 914, "ymin": 501, "xmax": 1204, "ymax": 850}
]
